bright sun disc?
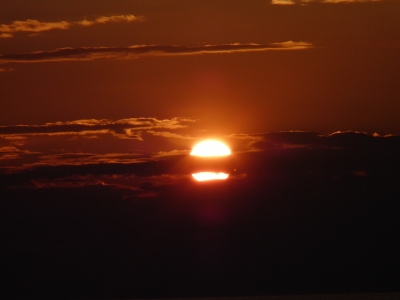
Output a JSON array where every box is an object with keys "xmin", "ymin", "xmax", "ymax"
[
  {"xmin": 190, "ymin": 140, "xmax": 231, "ymax": 157},
  {"xmin": 192, "ymin": 172, "xmax": 229, "ymax": 181}
]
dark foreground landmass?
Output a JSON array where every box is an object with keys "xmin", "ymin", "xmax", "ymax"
[{"xmin": 1, "ymin": 132, "xmax": 399, "ymax": 298}]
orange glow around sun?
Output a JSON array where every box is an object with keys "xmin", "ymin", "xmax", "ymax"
[{"xmin": 190, "ymin": 140, "xmax": 231, "ymax": 157}]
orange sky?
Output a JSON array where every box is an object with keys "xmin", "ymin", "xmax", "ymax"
[
  {"xmin": 2, "ymin": 2, "xmax": 400, "ymax": 297},
  {"xmin": 1, "ymin": 0, "xmax": 400, "ymax": 159}
]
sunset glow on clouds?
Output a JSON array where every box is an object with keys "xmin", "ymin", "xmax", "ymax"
[
  {"xmin": 0, "ymin": 117, "xmax": 194, "ymax": 138},
  {"xmin": 0, "ymin": 14, "xmax": 143, "ymax": 38},
  {"xmin": 1, "ymin": 115, "xmax": 398, "ymax": 173},
  {"xmin": 0, "ymin": 42, "xmax": 313, "ymax": 63}
]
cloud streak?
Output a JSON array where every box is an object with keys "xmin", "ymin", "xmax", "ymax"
[
  {"xmin": 0, "ymin": 15, "xmax": 143, "ymax": 38},
  {"xmin": 0, "ymin": 117, "xmax": 199, "ymax": 171},
  {"xmin": 0, "ymin": 117, "xmax": 196, "ymax": 139},
  {"xmin": 0, "ymin": 33, "xmax": 13, "ymax": 38},
  {"xmin": 0, "ymin": 42, "xmax": 313, "ymax": 63},
  {"xmin": 29, "ymin": 152, "xmax": 146, "ymax": 167}
]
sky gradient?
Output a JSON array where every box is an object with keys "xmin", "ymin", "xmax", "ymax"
[
  {"xmin": 1, "ymin": 0, "xmax": 400, "ymax": 135},
  {"xmin": 1, "ymin": 1, "xmax": 400, "ymax": 298},
  {"xmin": 1, "ymin": 0, "xmax": 400, "ymax": 170}
]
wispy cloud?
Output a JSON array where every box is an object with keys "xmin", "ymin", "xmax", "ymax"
[
  {"xmin": 147, "ymin": 131, "xmax": 197, "ymax": 140},
  {"xmin": 0, "ymin": 146, "xmax": 21, "ymax": 153},
  {"xmin": 0, "ymin": 42, "xmax": 313, "ymax": 63},
  {"xmin": 0, "ymin": 15, "xmax": 143, "ymax": 38},
  {"xmin": 154, "ymin": 149, "xmax": 191, "ymax": 157},
  {"xmin": 0, "ymin": 117, "xmax": 199, "ymax": 171},
  {"xmin": 31, "ymin": 152, "xmax": 145, "ymax": 167},
  {"xmin": 0, "ymin": 20, "xmax": 70, "ymax": 34},
  {"xmin": 0, "ymin": 146, "xmax": 41, "ymax": 165},
  {"xmin": 0, "ymin": 117, "xmax": 195, "ymax": 139},
  {"xmin": 271, "ymin": 41, "xmax": 313, "ymax": 49},
  {"xmin": 75, "ymin": 15, "xmax": 141, "ymax": 26},
  {"xmin": 271, "ymin": 0, "xmax": 296, "ymax": 5},
  {"xmin": 0, "ymin": 33, "xmax": 13, "ymax": 38}
]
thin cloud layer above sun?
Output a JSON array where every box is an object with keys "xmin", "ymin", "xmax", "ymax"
[
  {"xmin": 0, "ymin": 42, "xmax": 313, "ymax": 63},
  {"xmin": 0, "ymin": 14, "xmax": 143, "ymax": 38},
  {"xmin": 0, "ymin": 117, "xmax": 196, "ymax": 139}
]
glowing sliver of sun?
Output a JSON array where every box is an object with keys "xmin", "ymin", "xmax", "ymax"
[
  {"xmin": 190, "ymin": 140, "xmax": 231, "ymax": 157},
  {"xmin": 192, "ymin": 172, "xmax": 229, "ymax": 181}
]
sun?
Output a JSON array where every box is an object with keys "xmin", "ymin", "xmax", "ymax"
[{"xmin": 190, "ymin": 140, "xmax": 231, "ymax": 157}]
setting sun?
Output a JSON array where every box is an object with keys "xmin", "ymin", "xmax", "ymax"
[
  {"xmin": 190, "ymin": 140, "xmax": 231, "ymax": 181},
  {"xmin": 190, "ymin": 140, "xmax": 231, "ymax": 157}
]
